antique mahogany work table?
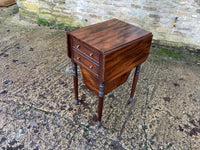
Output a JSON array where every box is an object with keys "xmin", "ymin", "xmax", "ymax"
[{"xmin": 66, "ymin": 18, "xmax": 153, "ymax": 126}]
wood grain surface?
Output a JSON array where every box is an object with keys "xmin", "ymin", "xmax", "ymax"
[
  {"xmin": 67, "ymin": 18, "xmax": 153, "ymax": 95},
  {"xmin": 67, "ymin": 18, "xmax": 153, "ymax": 126},
  {"xmin": 68, "ymin": 18, "xmax": 152, "ymax": 54},
  {"xmin": 103, "ymin": 35, "xmax": 152, "ymax": 82}
]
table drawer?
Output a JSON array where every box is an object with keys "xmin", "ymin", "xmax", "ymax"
[
  {"xmin": 73, "ymin": 50, "xmax": 99, "ymax": 75},
  {"xmin": 72, "ymin": 38, "xmax": 99, "ymax": 63}
]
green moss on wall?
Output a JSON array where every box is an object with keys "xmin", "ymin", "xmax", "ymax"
[
  {"xmin": 37, "ymin": 18, "xmax": 50, "ymax": 26},
  {"xmin": 152, "ymin": 47, "xmax": 181, "ymax": 59},
  {"xmin": 36, "ymin": 17, "xmax": 83, "ymax": 31}
]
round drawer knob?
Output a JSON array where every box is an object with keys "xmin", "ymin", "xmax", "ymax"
[
  {"xmin": 89, "ymin": 53, "xmax": 93, "ymax": 56},
  {"xmin": 89, "ymin": 65, "xmax": 93, "ymax": 69},
  {"xmin": 77, "ymin": 45, "xmax": 80, "ymax": 48},
  {"xmin": 77, "ymin": 57, "xmax": 80, "ymax": 60}
]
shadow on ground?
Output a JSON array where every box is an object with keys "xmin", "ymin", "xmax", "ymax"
[{"xmin": 0, "ymin": 5, "xmax": 200, "ymax": 150}]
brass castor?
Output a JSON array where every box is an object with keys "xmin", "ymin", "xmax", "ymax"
[
  {"xmin": 97, "ymin": 121, "xmax": 102, "ymax": 127},
  {"xmin": 75, "ymin": 99, "xmax": 79, "ymax": 105}
]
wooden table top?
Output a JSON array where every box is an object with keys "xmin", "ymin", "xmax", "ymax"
[{"xmin": 69, "ymin": 18, "xmax": 152, "ymax": 53}]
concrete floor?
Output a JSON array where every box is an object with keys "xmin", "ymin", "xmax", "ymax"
[{"xmin": 0, "ymin": 5, "xmax": 200, "ymax": 150}]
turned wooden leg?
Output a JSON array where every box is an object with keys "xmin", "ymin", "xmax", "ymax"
[
  {"xmin": 72, "ymin": 62, "xmax": 79, "ymax": 104},
  {"xmin": 97, "ymin": 83, "xmax": 105, "ymax": 127},
  {"xmin": 128, "ymin": 64, "xmax": 141, "ymax": 104}
]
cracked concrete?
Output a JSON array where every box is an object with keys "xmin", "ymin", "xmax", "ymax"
[{"xmin": 0, "ymin": 5, "xmax": 200, "ymax": 150}]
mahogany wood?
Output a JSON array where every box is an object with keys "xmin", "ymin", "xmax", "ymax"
[
  {"xmin": 97, "ymin": 96, "xmax": 104, "ymax": 127},
  {"xmin": 74, "ymin": 49, "xmax": 99, "ymax": 75},
  {"xmin": 81, "ymin": 67, "xmax": 99, "ymax": 96},
  {"xmin": 104, "ymin": 36, "xmax": 152, "ymax": 82},
  {"xmin": 67, "ymin": 33, "xmax": 71, "ymax": 58},
  {"xmin": 104, "ymin": 71, "xmax": 131, "ymax": 94},
  {"xmin": 72, "ymin": 37, "xmax": 100, "ymax": 63},
  {"xmin": 128, "ymin": 64, "xmax": 141, "ymax": 103},
  {"xmin": 68, "ymin": 19, "xmax": 152, "ymax": 53},
  {"xmin": 72, "ymin": 62, "xmax": 79, "ymax": 104},
  {"xmin": 81, "ymin": 68, "xmax": 131, "ymax": 96},
  {"xmin": 66, "ymin": 18, "xmax": 153, "ymax": 126},
  {"xmin": 97, "ymin": 83, "xmax": 105, "ymax": 126}
]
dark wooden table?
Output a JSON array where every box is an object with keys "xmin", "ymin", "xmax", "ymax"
[{"xmin": 66, "ymin": 18, "xmax": 153, "ymax": 126}]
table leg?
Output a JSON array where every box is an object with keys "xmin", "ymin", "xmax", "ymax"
[
  {"xmin": 97, "ymin": 83, "xmax": 105, "ymax": 127},
  {"xmin": 72, "ymin": 62, "xmax": 79, "ymax": 104},
  {"xmin": 128, "ymin": 64, "xmax": 141, "ymax": 104}
]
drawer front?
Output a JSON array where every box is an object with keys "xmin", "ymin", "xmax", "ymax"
[
  {"xmin": 72, "ymin": 38, "xmax": 99, "ymax": 62},
  {"xmin": 73, "ymin": 50, "xmax": 99, "ymax": 75}
]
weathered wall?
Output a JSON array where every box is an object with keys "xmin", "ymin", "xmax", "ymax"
[{"xmin": 17, "ymin": 0, "xmax": 200, "ymax": 49}]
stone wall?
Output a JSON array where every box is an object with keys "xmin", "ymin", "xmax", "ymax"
[{"xmin": 17, "ymin": 0, "xmax": 200, "ymax": 49}]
